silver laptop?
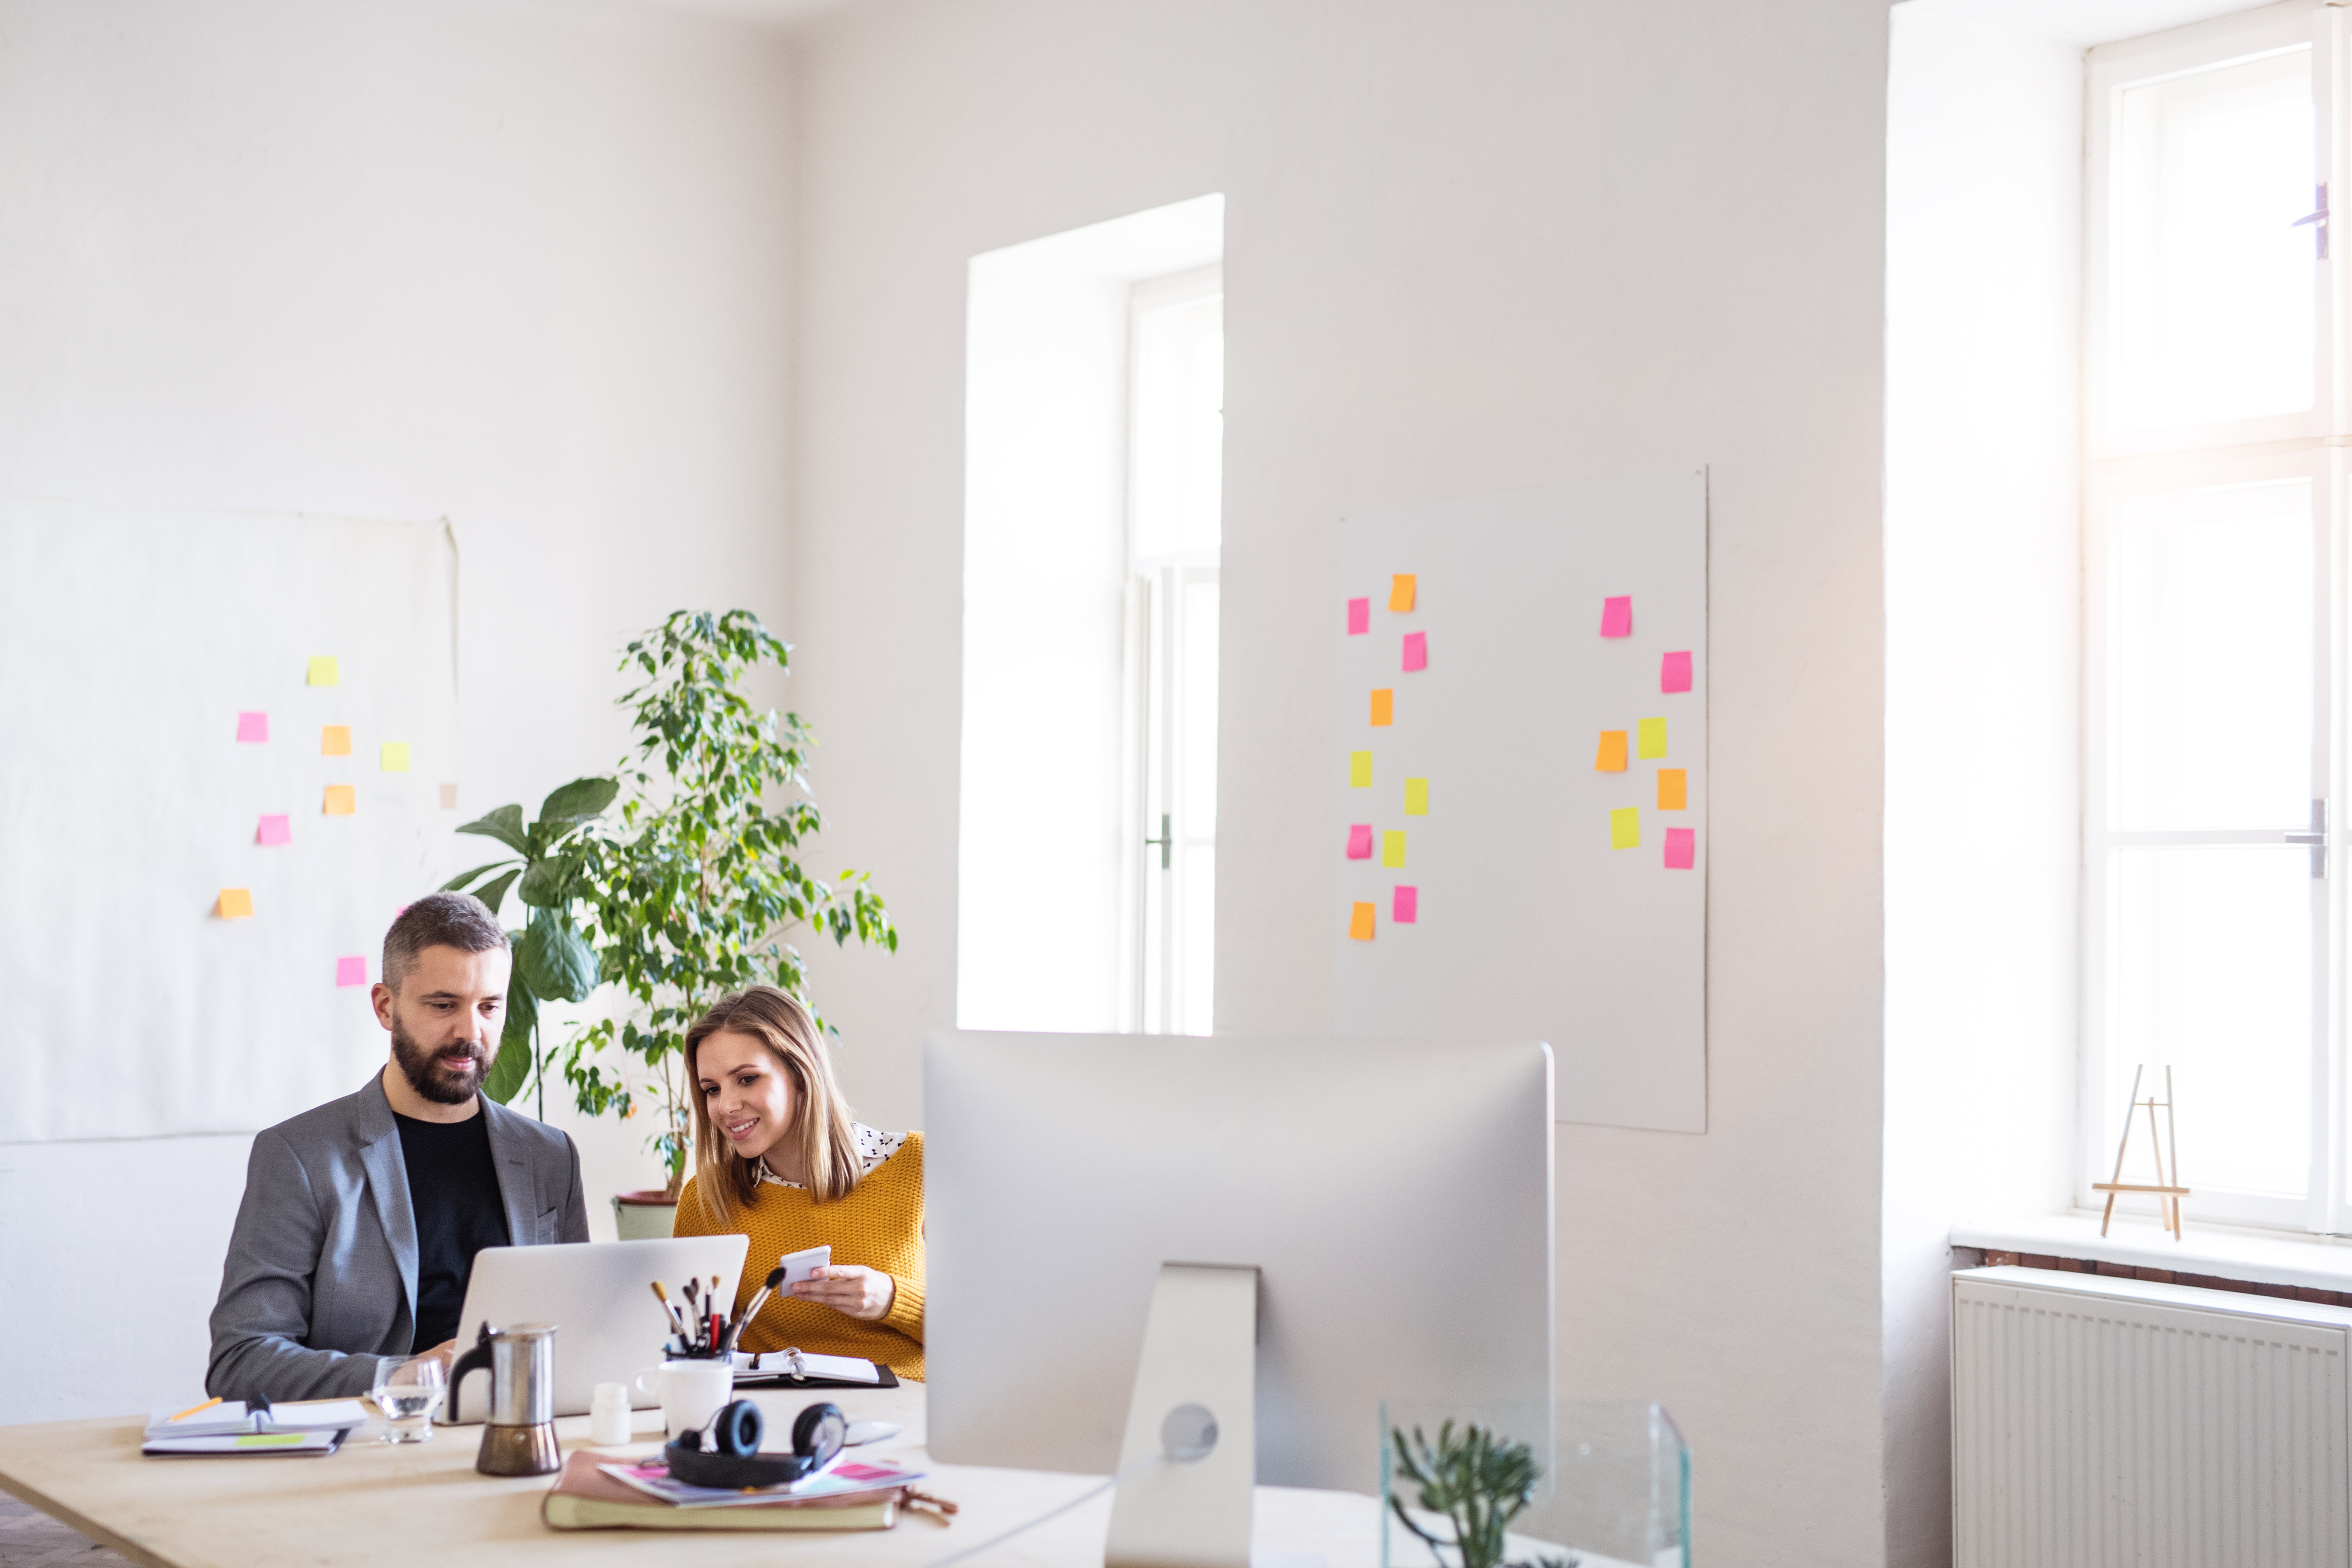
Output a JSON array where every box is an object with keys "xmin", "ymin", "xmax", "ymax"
[{"xmin": 445, "ymin": 1236, "xmax": 749, "ymax": 1420}]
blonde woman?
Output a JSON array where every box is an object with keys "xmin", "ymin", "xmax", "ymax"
[{"xmin": 670, "ymin": 985, "xmax": 924, "ymax": 1379}]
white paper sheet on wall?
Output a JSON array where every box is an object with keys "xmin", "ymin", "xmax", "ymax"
[
  {"xmin": 0, "ymin": 499, "xmax": 460, "ymax": 1143},
  {"xmin": 1335, "ymin": 470, "xmax": 1708, "ymax": 1133}
]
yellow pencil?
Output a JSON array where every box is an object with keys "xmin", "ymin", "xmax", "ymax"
[{"xmin": 168, "ymin": 1396, "xmax": 223, "ymax": 1424}]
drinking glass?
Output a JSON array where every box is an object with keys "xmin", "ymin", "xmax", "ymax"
[{"xmin": 372, "ymin": 1353, "xmax": 447, "ymax": 1443}]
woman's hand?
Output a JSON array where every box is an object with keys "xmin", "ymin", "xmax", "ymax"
[{"xmin": 791, "ymin": 1264, "xmax": 896, "ymax": 1322}]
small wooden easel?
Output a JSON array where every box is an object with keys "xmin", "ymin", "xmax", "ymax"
[{"xmin": 2093, "ymin": 1064, "xmax": 2188, "ymax": 1239}]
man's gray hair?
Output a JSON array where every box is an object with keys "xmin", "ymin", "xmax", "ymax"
[{"xmin": 383, "ymin": 892, "xmax": 509, "ymax": 991}]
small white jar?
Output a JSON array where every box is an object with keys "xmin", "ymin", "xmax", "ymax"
[{"xmin": 588, "ymin": 1381, "xmax": 633, "ymax": 1446}]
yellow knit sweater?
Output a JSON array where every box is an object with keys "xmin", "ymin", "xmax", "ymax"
[{"xmin": 673, "ymin": 1133, "xmax": 925, "ymax": 1381}]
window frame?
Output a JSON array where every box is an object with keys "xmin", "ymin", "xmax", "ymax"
[
  {"xmin": 2084, "ymin": 0, "xmax": 2335, "ymax": 462},
  {"xmin": 2082, "ymin": 0, "xmax": 2351, "ymax": 1233},
  {"xmin": 1117, "ymin": 266, "xmax": 1223, "ymax": 1036}
]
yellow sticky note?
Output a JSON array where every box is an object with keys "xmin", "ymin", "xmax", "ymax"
[
  {"xmin": 381, "ymin": 742, "xmax": 410, "ymax": 772},
  {"xmin": 1389, "ymin": 574, "xmax": 1416, "ymax": 612},
  {"xmin": 1596, "ymin": 731, "xmax": 1628, "ymax": 772},
  {"xmin": 1381, "ymin": 830, "xmax": 1407, "ymax": 868},
  {"xmin": 1349, "ymin": 751, "xmax": 1373, "ymax": 787},
  {"xmin": 1370, "ymin": 689, "xmax": 1394, "ymax": 727},
  {"xmin": 1349, "ymin": 901, "xmax": 1376, "ymax": 941},
  {"xmin": 1404, "ymin": 777, "xmax": 1429, "ymax": 816},
  {"xmin": 307, "ymin": 656, "xmax": 339, "ymax": 686},
  {"xmin": 321, "ymin": 725, "xmax": 352, "ymax": 756},
  {"xmin": 1637, "ymin": 717, "xmax": 1668, "ymax": 759},
  {"xmin": 1610, "ymin": 807, "xmax": 1640, "ymax": 849},
  {"xmin": 324, "ymin": 784, "xmax": 356, "ymax": 816},
  {"xmin": 216, "ymin": 888, "xmax": 254, "ymax": 919},
  {"xmin": 1658, "ymin": 768, "xmax": 1687, "ymax": 810}
]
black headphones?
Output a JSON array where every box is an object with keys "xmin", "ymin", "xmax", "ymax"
[{"xmin": 663, "ymin": 1399, "xmax": 847, "ymax": 1489}]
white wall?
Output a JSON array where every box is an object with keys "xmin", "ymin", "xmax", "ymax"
[
  {"xmin": 0, "ymin": 0, "xmax": 795, "ymax": 1424},
  {"xmin": 1880, "ymin": 7, "xmax": 2147, "ymax": 1563},
  {"xmin": 786, "ymin": 1, "xmax": 1892, "ymax": 1560}
]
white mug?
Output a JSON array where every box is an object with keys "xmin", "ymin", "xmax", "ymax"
[{"xmin": 632, "ymin": 1360, "xmax": 734, "ymax": 1439}]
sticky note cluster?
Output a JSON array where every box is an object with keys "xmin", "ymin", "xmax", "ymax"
[
  {"xmin": 1596, "ymin": 597, "xmax": 1699, "ymax": 870},
  {"xmin": 1341, "ymin": 571, "xmax": 1432, "ymax": 938}
]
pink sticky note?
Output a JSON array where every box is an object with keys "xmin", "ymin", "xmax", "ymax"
[
  {"xmin": 1402, "ymin": 632, "xmax": 1428, "ymax": 672},
  {"xmin": 1346, "ymin": 824, "xmax": 1374, "ymax": 859},
  {"xmin": 1601, "ymin": 596, "xmax": 1633, "ymax": 637},
  {"xmin": 235, "ymin": 711, "xmax": 269, "ymax": 743},
  {"xmin": 256, "ymin": 813, "xmax": 292, "ymax": 847},
  {"xmin": 335, "ymin": 956, "xmax": 367, "ymax": 987},
  {"xmin": 1393, "ymin": 885, "xmax": 1418, "ymax": 924},
  {"xmin": 1346, "ymin": 597, "xmax": 1370, "ymax": 635},
  {"xmin": 1662, "ymin": 651, "xmax": 1692, "ymax": 693},
  {"xmin": 1664, "ymin": 828, "xmax": 1695, "ymax": 870}
]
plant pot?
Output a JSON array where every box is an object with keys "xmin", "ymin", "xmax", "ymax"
[{"xmin": 612, "ymin": 1189, "xmax": 678, "ymax": 1240}]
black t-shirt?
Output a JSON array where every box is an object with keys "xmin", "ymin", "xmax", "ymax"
[{"xmin": 393, "ymin": 1110, "xmax": 512, "ymax": 1352}]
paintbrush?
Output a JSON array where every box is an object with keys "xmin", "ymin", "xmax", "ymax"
[
  {"xmin": 724, "ymin": 1267, "xmax": 787, "ymax": 1356},
  {"xmin": 651, "ymin": 1280, "xmax": 688, "ymax": 1345}
]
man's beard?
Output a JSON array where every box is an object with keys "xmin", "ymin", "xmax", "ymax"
[{"xmin": 391, "ymin": 1018, "xmax": 489, "ymax": 1106}]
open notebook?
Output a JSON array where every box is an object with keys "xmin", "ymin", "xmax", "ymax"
[
  {"xmin": 143, "ymin": 1398, "xmax": 369, "ymax": 1457},
  {"xmin": 726, "ymin": 1350, "xmax": 897, "ymax": 1388}
]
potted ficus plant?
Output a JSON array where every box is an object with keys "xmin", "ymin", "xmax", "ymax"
[
  {"xmin": 439, "ymin": 778, "xmax": 619, "ymax": 1119},
  {"xmin": 565, "ymin": 609, "xmax": 895, "ymax": 1237}
]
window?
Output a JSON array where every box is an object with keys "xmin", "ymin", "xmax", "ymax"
[
  {"xmin": 1120, "ymin": 270, "xmax": 1222, "ymax": 1035},
  {"xmin": 956, "ymin": 196, "xmax": 1223, "ymax": 1036},
  {"xmin": 2085, "ymin": 2, "xmax": 2338, "ymax": 1229}
]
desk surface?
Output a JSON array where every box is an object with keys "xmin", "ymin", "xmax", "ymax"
[{"xmin": 0, "ymin": 1387, "xmax": 1385, "ymax": 1568}]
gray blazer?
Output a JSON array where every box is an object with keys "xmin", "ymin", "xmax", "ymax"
[{"xmin": 207, "ymin": 1073, "xmax": 591, "ymax": 1402}]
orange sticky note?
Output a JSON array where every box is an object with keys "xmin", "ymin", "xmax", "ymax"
[
  {"xmin": 217, "ymin": 888, "xmax": 254, "ymax": 918},
  {"xmin": 1658, "ymin": 768, "xmax": 1687, "ymax": 810},
  {"xmin": 1370, "ymin": 689, "xmax": 1394, "ymax": 726},
  {"xmin": 324, "ymin": 784, "xmax": 356, "ymax": 816},
  {"xmin": 1596, "ymin": 731, "xmax": 1628, "ymax": 772},
  {"xmin": 1389, "ymin": 574, "xmax": 1416, "ymax": 612},
  {"xmin": 321, "ymin": 725, "xmax": 352, "ymax": 756},
  {"xmin": 1348, "ymin": 901, "xmax": 1376, "ymax": 940}
]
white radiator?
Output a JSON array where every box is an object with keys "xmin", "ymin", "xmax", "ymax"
[{"xmin": 1953, "ymin": 1265, "xmax": 2352, "ymax": 1568}]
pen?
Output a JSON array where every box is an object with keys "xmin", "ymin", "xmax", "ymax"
[{"xmin": 168, "ymin": 1396, "xmax": 223, "ymax": 1424}]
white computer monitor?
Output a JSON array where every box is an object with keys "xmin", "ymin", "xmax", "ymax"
[{"xmin": 924, "ymin": 1031, "xmax": 1554, "ymax": 1494}]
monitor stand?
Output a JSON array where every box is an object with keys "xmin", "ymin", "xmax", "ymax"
[{"xmin": 1104, "ymin": 1262, "xmax": 1258, "ymax": 1568}]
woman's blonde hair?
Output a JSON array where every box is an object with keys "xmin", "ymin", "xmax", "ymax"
[{"xmin": 683, "ymin": 985, "xmax": 859, "ymax": 1226}]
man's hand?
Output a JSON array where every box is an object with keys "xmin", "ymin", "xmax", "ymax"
[
  {"xmin": 416, "ymin": 1338, "xmax": 459, "ymax": 1376},
  {"xmin": 791, "ymin": 1265, "xmax": 896, "ymax": 1322}
]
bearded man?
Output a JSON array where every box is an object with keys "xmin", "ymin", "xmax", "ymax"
[{"xmin": 206, "ymin": 893, "xmax": 589, "ymax": 1402}]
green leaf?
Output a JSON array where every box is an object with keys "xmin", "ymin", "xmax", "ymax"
[
  {"xmin": 516, "ymin": 854, "xmax": 577, "ymax": 908},
  {"xmin": 470, "ymin": 867, "xmax": 523, "ymax": 919},
  {"xmin": 483, "ymin": 986, "xmax": 537, "ymax": 1105},
  {"xmin": 440, "ymin": 859, "xmax": 517, "ymax": 894},
  {"xmin": 539, "ymin": 776, "xmax": 620, "ymax": 824},
  {"xmin": 457, "ymin": 804, "xmax": 529, "ymax": 855},
  {"xmin": 517, "ymin": 916, "xmax": 598, "ymax": 1003}
]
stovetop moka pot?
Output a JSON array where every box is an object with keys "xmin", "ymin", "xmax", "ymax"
[{"xmin": 447, "ymin": 1321, "xmax": 560, "ymax": 1476}]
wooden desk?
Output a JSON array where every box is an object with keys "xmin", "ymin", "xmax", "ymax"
[{"xmin": 0, "ymin": 1387, "xmax": 1381, "ymax": 1568}]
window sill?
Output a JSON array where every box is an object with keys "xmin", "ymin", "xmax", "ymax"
[{"xmin": 1951, "ymin": 1212, "xmax": 2352, "ymax": 1296}]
